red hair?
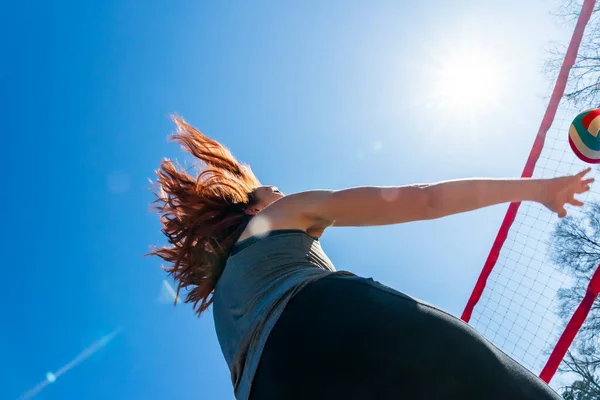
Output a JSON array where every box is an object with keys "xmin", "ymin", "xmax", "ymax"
[{"xmin": 150, "ymin": 116, "xmax": 261, "ymax": 316}]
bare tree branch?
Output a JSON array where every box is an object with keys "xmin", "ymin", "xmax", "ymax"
[
  {"xmin": 550, "ymin": 201, "xmax": 600, "ymax": 398},
  {"xmin": 545, "ymin": 2, "xmax": 600, "ymax": 108}
]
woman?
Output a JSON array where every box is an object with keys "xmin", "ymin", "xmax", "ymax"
[{"xmin": 151, "ymin": 117, "xmax": 592, "ymax": 399}]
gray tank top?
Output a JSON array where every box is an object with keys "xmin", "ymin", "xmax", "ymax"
[{"xmin": 212, "ymin": 230, "xmax": 352, "ymax": 399}]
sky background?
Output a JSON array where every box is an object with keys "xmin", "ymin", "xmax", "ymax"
[{"xmin": 1, "ymin": 0, "xmax": 584, "ymax": 399}]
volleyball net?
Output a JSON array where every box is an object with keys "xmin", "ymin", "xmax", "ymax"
[{"xmin": 462, "ymin": 0, "xmax": 599, "ymax": 386}]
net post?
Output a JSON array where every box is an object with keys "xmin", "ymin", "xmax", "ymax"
[{"xmin": 539, "ymin": 265, "xmax": 600, "ymax": 383}]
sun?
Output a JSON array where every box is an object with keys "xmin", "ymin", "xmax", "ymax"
[
  {"xmin": 436, "ymin": 54, "xmax": 504, "ymax": 108},
  {"xmin": 424, "ymin": 41, "xmax": 513, "ymax": 116}
]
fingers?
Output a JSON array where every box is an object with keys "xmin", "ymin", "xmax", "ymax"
[
  {"xmin": 583, "ymin": 178, "xmax": 595, "ymax": 185},
  {"xmin": 576, "ymin": 181, "xmax": 593, "ymax": 194},
  {"xmin": 558, "ymin": 206, "xmax": 568, "ymax": 218},
  {"xmin": 576, "ymin": 167, "xmax": 592, "ymax": 177},
  {"xmin": 568, "ymin": 197, "xmax": 584, "ymax": 207}
]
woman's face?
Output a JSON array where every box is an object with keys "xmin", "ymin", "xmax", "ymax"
[{"xmin": 247, "ymin": 186, "xmax": 285, "ymax": 214}]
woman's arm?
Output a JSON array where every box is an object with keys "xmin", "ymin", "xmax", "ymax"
[{"xmin": 281, "ymin": 169, "xmax": 593, "ymax": 229}]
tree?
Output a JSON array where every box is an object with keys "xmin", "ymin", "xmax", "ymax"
[
  {"xmin": 549, "ymin": 202, "xmax": 600, "ymax": 398},
  {"xmin": 560, "ymin": 349, "xmax": 600, "ymax": 399},
  {"xmin": 545, "ymin": 1, "xmax": 600, "ymax": 107}
]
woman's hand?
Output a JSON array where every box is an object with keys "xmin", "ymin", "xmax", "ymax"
[{"xmin": 539, "ymin": 167, "xmax": 594, "ymax": 218}]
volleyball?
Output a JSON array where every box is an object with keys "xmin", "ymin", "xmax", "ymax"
[{"xmin": 569, "ymin": 108, "xmax": 600, "ymax": 164}]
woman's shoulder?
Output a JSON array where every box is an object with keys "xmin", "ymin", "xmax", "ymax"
[{"xmin": 236, "ymin": 191, "xmax": 329, "ymax": 243}]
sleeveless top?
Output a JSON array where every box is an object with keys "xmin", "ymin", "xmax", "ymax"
[{"xmin": 212, "ymin": 230, "xmax": 353, "ymax": 399}]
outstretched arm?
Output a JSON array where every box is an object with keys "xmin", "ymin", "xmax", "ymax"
[{"xmin": 284, "ymin": 168, "xmax": 594, "ymax": 229}]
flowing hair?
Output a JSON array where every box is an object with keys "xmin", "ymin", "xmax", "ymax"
[{"xmin": 150, "ymin": 116, "xmax": 261, "ymax": 316}]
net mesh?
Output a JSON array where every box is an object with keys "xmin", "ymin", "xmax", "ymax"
[{"xmin": 467, "ymin": 104, "xmax": 599, "ymax": 377}]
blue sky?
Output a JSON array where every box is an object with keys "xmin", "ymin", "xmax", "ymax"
[{"xmin": 2, "ymin": 1, "xmax": 577, "ymax": 398}]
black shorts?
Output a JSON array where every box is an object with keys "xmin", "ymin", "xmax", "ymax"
[{"xmin": 249, "ymin": 274, "xmax": 561, "ymax": 399}]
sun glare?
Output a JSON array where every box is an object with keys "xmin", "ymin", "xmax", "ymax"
[
  {"xmin": 436, "ymin": 54, "xmax": 505, "ymax": 108},
  {"xmin": 423, "ymin": 40, "xmax": 513, "ymax": 117}
]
